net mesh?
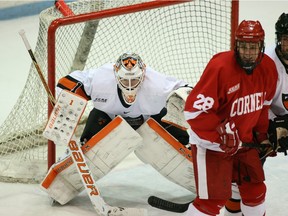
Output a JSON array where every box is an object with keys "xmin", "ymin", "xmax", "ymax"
[{"xmin": 0, "ymin": 0, "xmax": 233, "ymax": 183}]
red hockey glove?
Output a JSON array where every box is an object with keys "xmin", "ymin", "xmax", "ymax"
[{"xmin": 216, "ymin": 119, "xmax": 240, "ymax": 156}]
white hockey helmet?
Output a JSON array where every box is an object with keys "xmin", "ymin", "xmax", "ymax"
[{"xmin": 114, "ymin": 52, "xmax": 146, "ymax": 105}]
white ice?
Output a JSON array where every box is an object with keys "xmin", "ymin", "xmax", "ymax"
[{"xmin": 1, "ymin": 1, "xmax": 288, "ymax": 216}]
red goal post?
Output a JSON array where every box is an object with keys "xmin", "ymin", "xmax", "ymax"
[{"xmin": 0, "ymin": 0, "xmax": 239, "ymax": 183}]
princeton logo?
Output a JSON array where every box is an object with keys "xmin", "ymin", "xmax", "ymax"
[
  {"xmin": 227, "ymin": 83, "xmax": 240, "ymax": 94},
  {"xmin": 282, "ymin": 93, "xmax": 288, "ymax": 111}
]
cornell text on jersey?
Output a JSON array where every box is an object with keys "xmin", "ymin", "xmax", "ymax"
[{"xmin": 230, "ymin": 92, "xmax": 266, "ymax": 117}]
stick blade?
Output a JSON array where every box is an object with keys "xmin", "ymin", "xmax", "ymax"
[{"xmin": 148, "ymin": 196, "xmax": 191, "ymax": 213}]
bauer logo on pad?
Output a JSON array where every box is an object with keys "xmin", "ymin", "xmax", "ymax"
[{"xmin": 43, "ymin": 90, "xmax": 87, "ymax": 145}]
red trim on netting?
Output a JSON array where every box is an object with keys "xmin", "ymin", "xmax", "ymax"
[
  {"xmin": 231, "ymin": 0, "xmax": 239, "ymax": 50},
  {"xmin": 54, "ymin": 0, "xmax": 74, "ymax": 16}
]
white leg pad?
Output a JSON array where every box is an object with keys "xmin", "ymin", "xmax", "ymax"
[
  {"xmin": 135, "ymin": 118, "xmax": 195, "ymax": 192},
  {"xmin": 41, "ymin": 116, "xmax": 143, "ymax": 205},
  {"xmin": 41, "ymin": 156, "xmax": 84, "ymax": 205}
]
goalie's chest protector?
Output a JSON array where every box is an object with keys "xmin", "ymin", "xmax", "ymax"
[{"xmin": 88, "ymin": 65, "xmax": 183, "ymax": 118}]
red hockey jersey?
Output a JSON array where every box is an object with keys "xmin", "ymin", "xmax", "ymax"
[{"xmin": 184, "ymin": 51, "xmax": 278, "ymax": 151}]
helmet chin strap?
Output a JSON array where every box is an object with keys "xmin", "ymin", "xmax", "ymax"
[
  {"xmin": 243, "ymin": 67, "xmax": 254, "ymax": 75},
  {"xmin": 235, "ymin": 52, "xmax": 255, "ymax": 75}
]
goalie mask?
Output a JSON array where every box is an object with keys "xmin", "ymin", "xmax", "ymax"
[
  {"xmin": 275, "ymin": 13, "xmax": 288, "ymax": 60},
  {"xmin": 235, "ymin": 20, "xmax": 265, "ymax": 75},
  {"xmin": 114, "ymin": 53, "xmax": 146, "ymax": 105}
]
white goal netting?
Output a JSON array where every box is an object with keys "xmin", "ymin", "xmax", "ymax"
[{"xmin": 0, "ymin": 0, "xmax": 235, "ymax": 183}]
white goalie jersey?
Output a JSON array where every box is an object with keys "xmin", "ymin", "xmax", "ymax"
[
  {"xmin": 57, "ymin": 63, "xmax": 187, "ymax": 120},
  {"xmin": 266, "ymin": 47, "xmax": 288, "ymax": 118},
  {"xmin": 42, "ymin": 63, "xmax": 194, "ymax": 206}
]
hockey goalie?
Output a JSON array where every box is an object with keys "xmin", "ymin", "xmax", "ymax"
[{"xmin": 41, "ymin": 52, "xmax": 195, "ymax": 205}]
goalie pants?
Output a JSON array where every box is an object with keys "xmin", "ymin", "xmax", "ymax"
[
  {"xmin": 80, "ymin": 107, "xmax": 189, "ymax": 145},
  {"xmin": 190, "ymin": 145, "xmax": 266, "ymax": 216}
]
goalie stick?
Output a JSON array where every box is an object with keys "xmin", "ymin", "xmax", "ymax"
[
  {"xmin": 19, "ymin": 29, "xmax": 146, "ymax": 216},
  {"xmin": 148, "ymin": 196, "xmax": 192, "ymax": 213}
]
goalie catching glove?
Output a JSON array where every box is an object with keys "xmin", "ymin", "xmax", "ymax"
[
  {"xmin": 216, "ymin": 119, "xmax": 240, "ymax": 156},
  {"xmin": 161, "ymin": 86, "xmax": 192, "ymax": 130}
]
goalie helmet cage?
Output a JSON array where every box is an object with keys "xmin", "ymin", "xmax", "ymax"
[{"xmin": 0, "ymin": 0, "xmax": 239, "ymax": 183}]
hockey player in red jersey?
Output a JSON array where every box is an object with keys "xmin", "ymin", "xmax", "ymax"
[
  {"xmin": 224, "ymin": 13, "xmax": 288, "ymax": 216},
  {"xmin": 183, "ymin": 20, "xmax": 278, "ymax": 216}
]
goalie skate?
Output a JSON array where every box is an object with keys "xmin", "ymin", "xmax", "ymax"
[
  {"xmin": 107, "ymin": 207, "xmax": 147, "ymax": 216},
  {"xmin": 43, "ymin": 90, "xmax": 87, "ymax": 145}
]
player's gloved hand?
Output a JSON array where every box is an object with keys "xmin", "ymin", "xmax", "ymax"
[
  {"xmin": 216, "ymin": 119, "xmax": 240, "ymax": 156},
  {"xmin": 258, "ymin": 139, "xmax": 276, "ymax": 159},
  {"xmin": 276, "ymin": 127, "xmax": 288, "ymax": 155},
  {"xmin": 278, "ymin": 136, "xmax": 288, "ymax": 154}
]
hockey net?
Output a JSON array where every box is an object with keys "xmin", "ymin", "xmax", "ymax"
[{"xmin": 0, "ymin": 0, "xmax": 238, "ymax": 183}]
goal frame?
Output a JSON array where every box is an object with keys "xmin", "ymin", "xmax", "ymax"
[{"xmin": 46, "ymin": 0, "xmax": 239, "ymax": 168}]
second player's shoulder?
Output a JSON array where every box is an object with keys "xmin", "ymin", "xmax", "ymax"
[
  {"xmin": 90, "ymin": 62, "xmax": 114, "ymax": 74},
  {"xmin": 81, "ymin": 63, "xmax": 115, "ymax": 83},
  {"xmin": 145, "ymin": 66, "xmax": 185, "ymax": 85},
  {"xmin": 70, "ymin": 62, "xmax": 114, "ymax": 78},
  {"xmin": 144, "ymin": 66, "xmax": 165, "ymax": 78},
  {"xmin": 141, "ymin": 66, "xmax": 186, "ymax": 96}
]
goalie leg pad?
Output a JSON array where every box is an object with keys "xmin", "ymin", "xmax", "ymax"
[
  {"xmin": 41, "ymin": 156, "xmax": 84, "ymax": 205},
  {"xmin": 41, "ymin": 116, "xmax": 143, "ymax": 204},
  {"xmin": 135, "ymin": 118, "xmax": 195, "ymax": 192},
  {"xmin": 83, "ymin": 116, "xmax": 143, "ymax": 178}
]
